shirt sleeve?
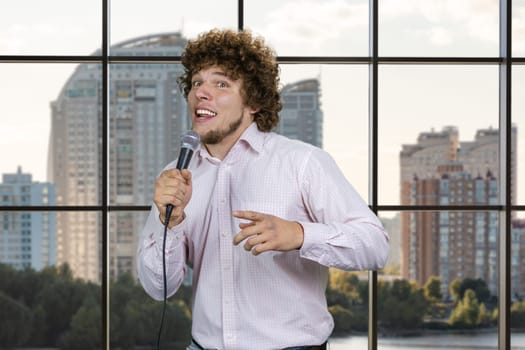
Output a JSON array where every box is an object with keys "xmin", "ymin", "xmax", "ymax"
[
  {"xmin": 136, "ymin": 205, "xmax": 188, "ymax": 301},
  {"xmin": 297, "ymin": 148, "xmax": 390, "ymax": 271}
]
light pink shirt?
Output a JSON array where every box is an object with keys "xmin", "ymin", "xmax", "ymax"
[{"xmin": 137, "ymin": 123, "xmax": 389, "ymax": 350}]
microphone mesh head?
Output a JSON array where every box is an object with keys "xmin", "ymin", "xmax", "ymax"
[{"xmin": 181, "ymin": 130, "xmax": 201, "ymax": 151}]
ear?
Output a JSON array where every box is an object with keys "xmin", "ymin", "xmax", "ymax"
[{"xmin": 248, "ymin": 106, "xmax": 260, "ymax": 115}]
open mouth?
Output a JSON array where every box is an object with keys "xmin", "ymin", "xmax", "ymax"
[{"xmin": 195, "ymin": 108, "xmax": 217, "ymax": 121}]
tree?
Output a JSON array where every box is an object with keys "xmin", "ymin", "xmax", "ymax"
[
  {"xmin": 377, "ymin": 279, "xmax": 428, "ymax": 330},
  {"xmin": 424, "ymin": 276, "xmax": 443, "ymax": 303},
  {"xmin": 59, "ymin": 296, "xmax": 101, "ymax": 350},
  {"xmin": 449, "ymin": 278, "xmax": 462, "ymax": 302},
  {"xmin": 328, "ymin": 305, "xmax": 354, "ymax": 334},
  {"xmin": 448, "ymin": 289, "xmax": 482, "ymax": 328},
  {"xmin": 459, "ymin": 278, "xmax": 491, "ymax": 304},
  {"xmin": 511, "ymin": 300, "xmax": 525, "ymax": 329},
  {"xmin": 0, "ymin": 291, "xmax": 33, "ymax": 349}
]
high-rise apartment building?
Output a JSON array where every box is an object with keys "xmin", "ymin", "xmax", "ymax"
[
  {"xmin": 48, "ymin": 33, "xmax": 189, "ymax": 282},
  {"xmin": 0, "ymin": 167, "xmax": 56, "ymax": 270},
  {"xmin": 400, "ymin": 125, "xmax": 521, "ymax": 297},
  {"xmin": 277, "ymin": 79, "xmax": 323, "ymax": 147}
]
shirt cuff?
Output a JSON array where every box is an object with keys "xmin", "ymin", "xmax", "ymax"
[
  {"xmin": 298, "ymin": 221, "xmax": 328, "ymax": 260},
  {"xmin": 150, "ymin": 214, "xmax": 186, "ymax": 249}
]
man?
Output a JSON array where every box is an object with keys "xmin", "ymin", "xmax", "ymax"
[{"xmin": 137, "ymin": 28, "xmax": 389, "ymax": 350}]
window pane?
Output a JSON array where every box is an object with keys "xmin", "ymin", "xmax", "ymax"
[
  {"xmin": 377, "ymin": 210, "xmax": 499, "ymax": 350},
  {"xmin": 110, "ymin": 0, "xmax": 237, "ymax": 49},
  {"xmin": 378, "ymin": 65, "xmax": 500, "ymax": 205},
  {"xmin": 280, "ymin": 64, "xmax": 369, "ymax": 201},
  {"xmin": 379, "ymin": 0, "xmax": 499, "ymax": 57},
  {"xmin": 109, "ymin": 210, "xmax": 191, "ymax": 348},
  {"xmin": 0, "ymin": 211, "xmax": 101, "ymax": 348},
  {"xmin": 109, "ymin": 62, "xmax": 189, "ymax": 207},
  {"xmin": 245, "ymin": 0, "xmax": 369, "ymax": 56},
  {"xmin": 511, "ymin": 211, "xmax": 525, "ymax": 347},
  {"xmin": 0, "ymin": 64, "xmax": 101, "ymax": 206},
  {"xmin": 513, "ymin": 66, "xmax": 525, "ymax": 205},
  {"xmin": 514, "ymin": 0, "xmax": 525, "ymax": 57},
  {"xmin": 0, "ymin": 1, "xmax": 100, "ymax": 55}
]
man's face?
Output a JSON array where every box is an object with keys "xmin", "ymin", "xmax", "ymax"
[{"xmin": 188, "ymin": 66, "xmax": 255, "ymax": 146}]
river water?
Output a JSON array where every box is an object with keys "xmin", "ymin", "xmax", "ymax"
[{"xmin": 328, "ymin": 332, "xmax": 525, "ymax": 349}]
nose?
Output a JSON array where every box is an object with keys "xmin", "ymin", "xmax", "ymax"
[{"xmin": 194, "ymin": 83, "xmax": 211, "ymax": 100}]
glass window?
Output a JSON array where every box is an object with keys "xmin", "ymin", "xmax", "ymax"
[
  {"xmin": 280, "ymin": 64, "xmax": 370, "ymax": 201},
  {"xmin": 0, "ymin": 1, "xmax": 520, "ymax": 349},
  {"xmin": 0, "ymin": 64, "xmax": 101, "ymax": 206},
  {"xmin": 245, "ymin": 0, "xmax": 369, "ymax": 56},
  {"xmin": 514, "ymin": 0, "xmax": 525, "ymax": 57},
  {"xmin": 513, "ymin": 66, "xmax": 525, "ymax": 205},
  {"xmin": 377, "ymin": 210, "xmax": 499, "ymax": 349},
  {"xmin": 378, "ymin": 65, "xmax": 499, "ymax": 205},
  {"xmin": 110, "ymin": 0, "xmax": 237, "ymax": 49},
  {"xmin": 0, "ymin": 0, "xmax": 101, "ymax": 55},
  {"xmin": 379, "ymin": 0, "xmax": 499, "ymax": 57}
]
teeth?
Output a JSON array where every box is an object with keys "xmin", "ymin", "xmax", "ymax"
[{"xmin": 196, "ymin": 109, "xmax": 216, "ymax": 117}]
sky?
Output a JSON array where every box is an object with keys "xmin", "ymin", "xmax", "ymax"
[{"xmin": 1, "ymin": 0, "xmax": 524, "ymax": 210}]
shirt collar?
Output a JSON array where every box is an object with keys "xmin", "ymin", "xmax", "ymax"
[
  {"xmin": 196, "ymin": 122, "xmax": 265, "ymax": 162},
  {"xmin": 238, "ymin": 122, "xmax": 264, "ymax": 155}
]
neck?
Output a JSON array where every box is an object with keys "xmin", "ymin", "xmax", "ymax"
[
  {"xmin": 206, "ymin": 120, "xmax": 254, "ymax": 160},
  {"xmin": 204, "ymin": 141, "xmax": 235, "ymax": 160}
]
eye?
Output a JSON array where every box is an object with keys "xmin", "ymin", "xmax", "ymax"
[
  {"xmin": 216, "ymin": 81, "xmax": 228, "ymax": 88},
  {"xmin": 191, "ymin": 81, "xmax": 201, "ymax": 88}
]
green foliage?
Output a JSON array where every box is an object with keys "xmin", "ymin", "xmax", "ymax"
[
  {"xmin": 450, "ymin": 278, "xmax": 491, "ymax": 304},
  {"xmin": 109, "ymin": 273, "xmax": 192, "ymax": 349},
  {"xmin": 449, "ymin": 278, "xmax": 462, "ymax": 302},
  {"xmin": 424, "ymin": 276, "xmax": 443, "ymax": 303},
  {"xmin": 448, "ymin": 289, "xmax": 484, "ymax": 328},
  {"xmin": 59, "ymin": 296, "xmax": 102, "ymax": 350},
  {"xmin": 0, "ymin": 263, "xmax": 192, "ymax": 349},
  {"xmin": 377, "ymin": 279, "xmax": 428, "ymax": 330},
  {"xmin": 0, "ymin": 291, "xmax": 33, "ymax": 349},
  {"xmin": 329, "ymin": 305, "xmax": 354, "ymax": 334},
  {"xmin": 3, "ymin": 261, "xmax": 522, "ymax": 344},
  {"xmin": 511, "ymin": 300, "xmax": 525, "ymax": 329}
]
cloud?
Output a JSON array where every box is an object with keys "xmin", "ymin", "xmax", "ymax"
[
  {"xmin": 257, "ymin": 0, "xmax": 368, "ymax": 51},
  {"xmin": 514, "ymin": 7, "xmax": 525, "ymax": 54},
  {"xmin": 381, "ymin": 0, "xmax": 499, "ymax": 46},
  {"xmin": 428, "ymin": 26, "xmax": 453, "ymax": 46}
]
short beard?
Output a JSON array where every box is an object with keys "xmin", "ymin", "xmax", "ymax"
[{"xmin": 199, "ymin": 113, "xmax": 244, "ymax": 145}]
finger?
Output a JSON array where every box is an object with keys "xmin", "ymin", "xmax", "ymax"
[
  {"xmin": 238, "ymin": 221, "xmax": 256, "ymax": 229},
  {"xmin": 180, "ymin": 169, "xmax": 192, "ymax": 185},
  {"xmin": 161, "ymin": 168, "xmax": 181, "ymax": 179},
  {"xmin": 232, "ymin": 225, "xmax": 261, "ymax": 245},
  {"xmin": 233, "ymin": 210, "xmax": 262, "ymax": 221},
  {"xmin": 250, "ymin": 241, "xmax": 273, "ymax": 256},
  {"xmin": 243, "ymin": 234, "xmax": 266, "ymax": 252}
]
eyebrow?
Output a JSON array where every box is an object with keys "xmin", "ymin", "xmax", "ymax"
[{"xmin": 193, "ymin": 70, "xmax": 235, "ymax": 81}]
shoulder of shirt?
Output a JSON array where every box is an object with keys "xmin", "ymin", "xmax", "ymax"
[{"xmin": 262, "ymin": 131, "xmax": 326, "ymax": 160}]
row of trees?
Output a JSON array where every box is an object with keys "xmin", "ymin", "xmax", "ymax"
[
  {"xmin": 0, "ymin": 263, "xmax": 192, "ymax": 350},
  {"xmin": 328, "ymin": 270, "xmax": 525, "ymax": 335},
  {"xmin": 2, "ymin": 263, "xmax": 525, "ymax": 349}
]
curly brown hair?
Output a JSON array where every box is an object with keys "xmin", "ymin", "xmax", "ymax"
[{"xmin": 177, "ymin": 29, "xmax": 282, "ymax": 132}]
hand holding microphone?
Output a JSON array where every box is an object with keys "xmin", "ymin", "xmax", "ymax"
[{"xmin": 154, "ymin": 131, "xmax": 200, "ymax": 227}]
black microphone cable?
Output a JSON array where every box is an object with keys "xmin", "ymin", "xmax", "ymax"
[
  {"xmin": 156, "ymin": 204, "xmax": 173, "ymax": 350},
  {"xmin": 155, "ymin": 130, "xmax": 199, "ymax": 350}
]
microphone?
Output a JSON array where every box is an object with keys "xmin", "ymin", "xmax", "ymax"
[
  {"xmin": 166, "ymin": 130, "xmax": 201, "ymax": 217},
  {"xmin": 158, "ymin": 130, "xmax": 200, "ymax": 350}
]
